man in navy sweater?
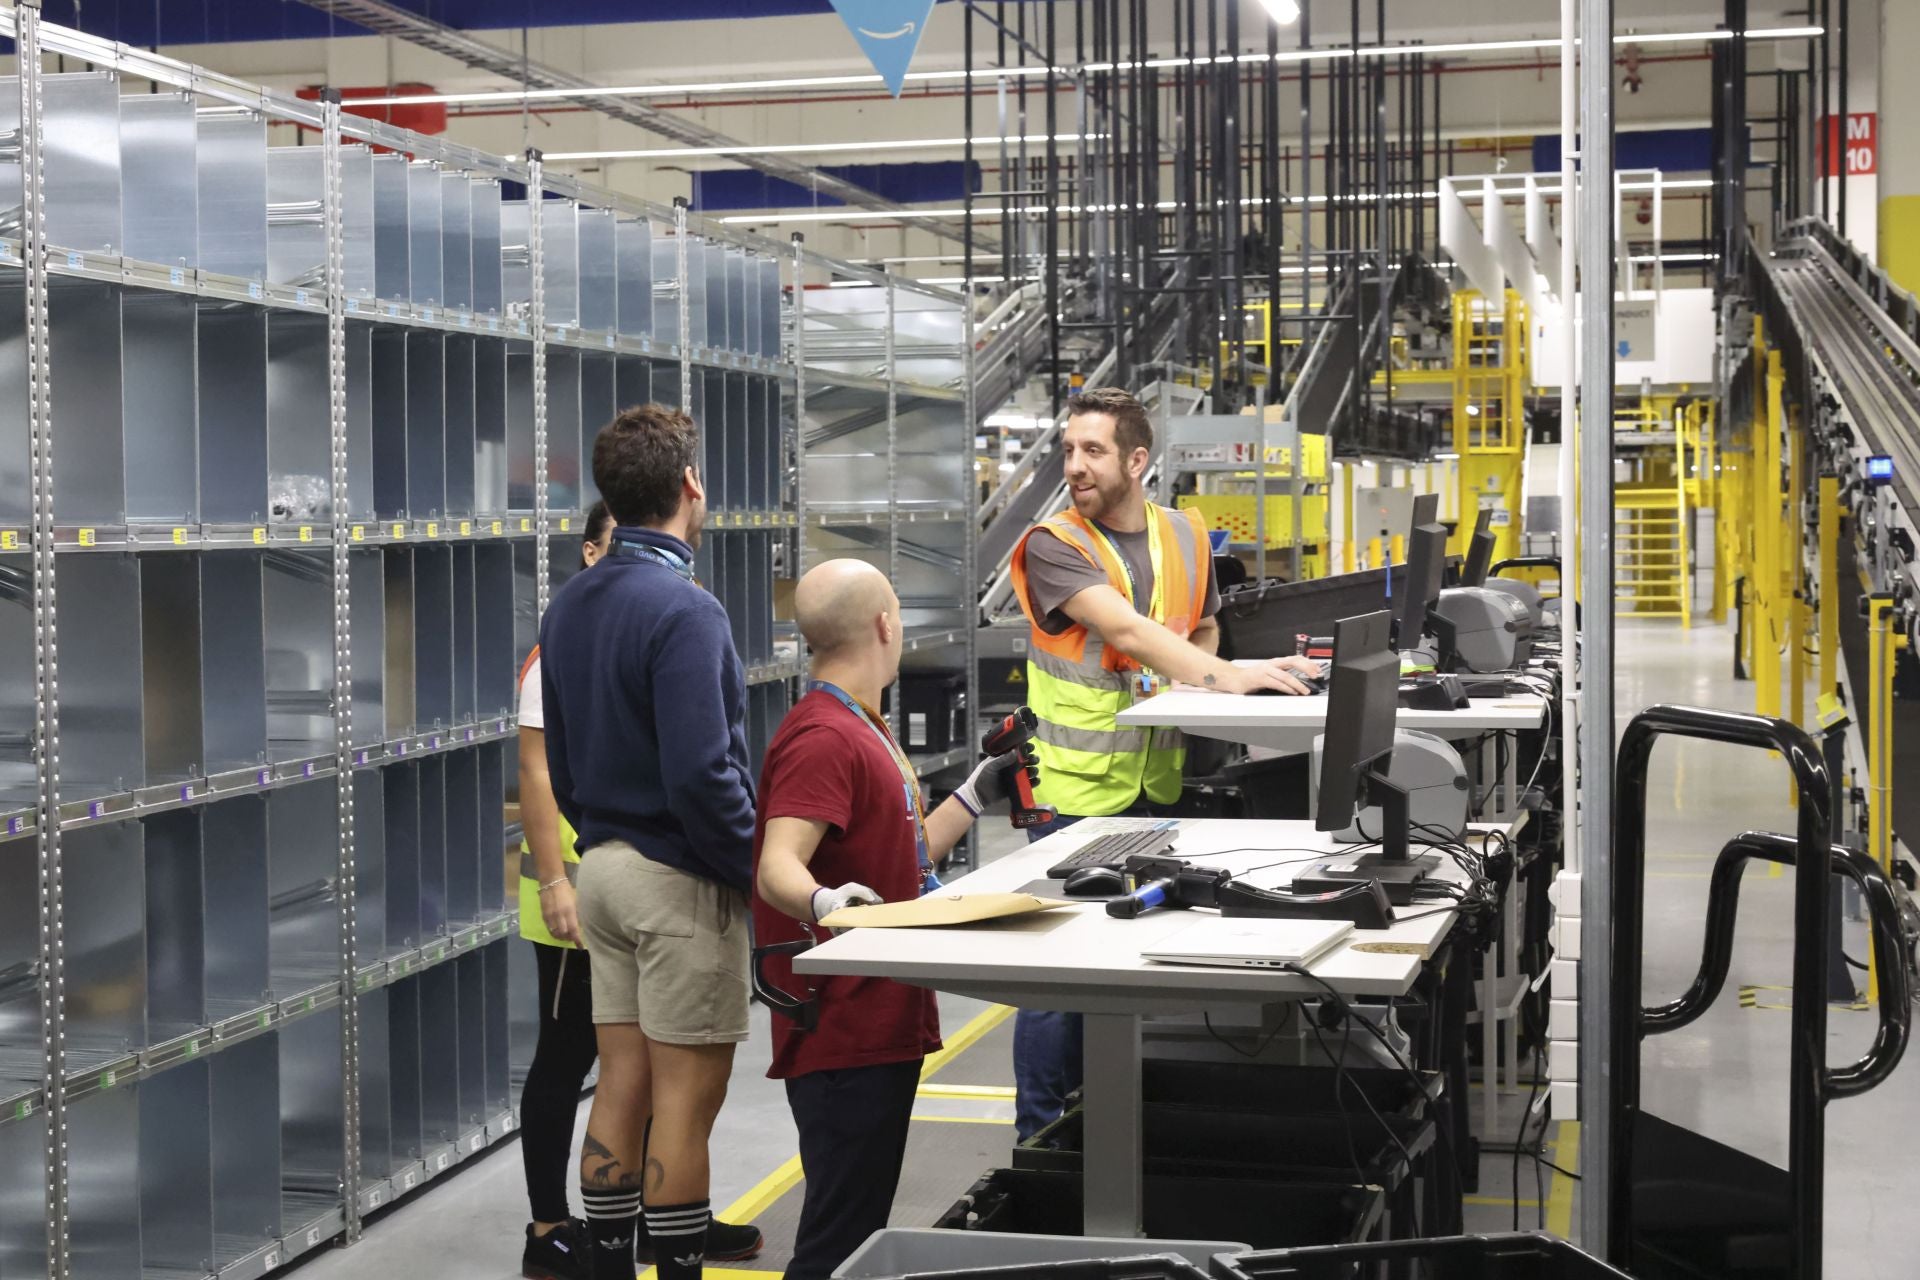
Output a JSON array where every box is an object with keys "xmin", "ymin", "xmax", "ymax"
[{"xmin": 539, "ymin": 404, "xmax": 757, "ymax": 1280}]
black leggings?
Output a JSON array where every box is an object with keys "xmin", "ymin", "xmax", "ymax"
[{"xmin": 521, "ymin": 941, "xmax": 598, "ymax": 1224}]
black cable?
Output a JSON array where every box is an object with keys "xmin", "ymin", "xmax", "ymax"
[
  {"xmin": 1304, "ymin": 1006, "xmax": 1370, "ymax": 1189},
  {"xmin": 1536, "ymin": 1157, "xmax": 1582, "ymax": 1181},
  {"xmin": 1842, "ymin": 949, "xmax": 1868, "ymax": 971},
  {"xmin": 1200, "ymin": 1004, "xmax": 1297, "ymax": 1060}
]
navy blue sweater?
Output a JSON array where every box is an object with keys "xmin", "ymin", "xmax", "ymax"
[{"xmin": 539, "ymin": 526, "xmax": 756, "ymax": 892}]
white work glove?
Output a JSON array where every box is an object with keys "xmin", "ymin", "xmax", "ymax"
[
  {"xmin": 951, "ymin": 750, "xmax": 1028, "ymax": 818},
  {"xmin": 811, "ymin": 882, "xmax": 882, "ymax": 922}
]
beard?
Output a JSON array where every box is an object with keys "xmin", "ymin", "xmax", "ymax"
[{"xmin": 1069, "ymin": 469, "xmax": 1130, "ymax": 523}]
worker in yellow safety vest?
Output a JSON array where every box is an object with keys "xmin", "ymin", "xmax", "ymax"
[
  {"xmin": 1007, "ymin": 386, "xmax": 1321, "ymax": 1140},
  {"xmin": 514, "ymin": 501, "xmax": 761, "ymax": 1279}
]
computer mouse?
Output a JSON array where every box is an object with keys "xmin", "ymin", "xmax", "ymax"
[
  {"xmin": 1249, "ymin": 675, "xmax": 1327, "ymax": 696},
  {"xmin": 1062, "ymin": 866, "xmax": 1127, "ymax": 897}
]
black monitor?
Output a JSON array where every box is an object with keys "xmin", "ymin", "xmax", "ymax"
[
  {"xmin": 1398, "ymin": 522, "xmax": 1448, "ymax": 651},
  {"xmin": 1408, "ymin": 491, "xmax": 1439, "ymax": 540},
  {"xmin": 1462, "ymin": 508, "xmax": 1496, "ymax": 588},
  {"xmin": 1309, "ymin": 609, "xmax": 1440, "ymax": 892}
]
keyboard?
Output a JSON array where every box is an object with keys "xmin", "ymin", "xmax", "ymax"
[{"xmin": 1046, "ymin": 828, "xmax": 1178, "ymax": 878}]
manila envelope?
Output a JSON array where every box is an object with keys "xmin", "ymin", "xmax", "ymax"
[{"xmin": 818, "ymin": 892, "xmax": 1075, "ymax": 929}]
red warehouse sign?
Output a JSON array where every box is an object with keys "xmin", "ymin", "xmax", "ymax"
[{"xmin": 1819, "ymin": 112, "xmax": 1877, "ymax": 177}]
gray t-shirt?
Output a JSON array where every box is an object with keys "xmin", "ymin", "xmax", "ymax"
[{"xmin": 1022, "ymin": 522, "xmax": 1221, "ymax": 637}]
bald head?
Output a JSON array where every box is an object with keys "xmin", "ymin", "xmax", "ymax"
[{"xmin": 794, "ymin": 558, "xmax": 898, "ymax": 657}]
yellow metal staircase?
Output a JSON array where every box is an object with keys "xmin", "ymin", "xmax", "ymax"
[{"xmin": 1612, "ymin": 400, "xmax": 1696, "ymax": 624}]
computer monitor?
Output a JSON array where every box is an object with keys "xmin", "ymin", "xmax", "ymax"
[
  {"xmin": 1462, "ymin": 508, "xmax": 1496, "ymax": 588},
  {"xmin": 1398, "ymin": 522, "xmax": 1448, "ymax": 650},
  {"xmin": 1309, "ymin": 609, "xmax": 1440, "ymax": 890},
  {"xmin": 1408, "ymin": 492, "xmax": 1439, "ymax": 540}
]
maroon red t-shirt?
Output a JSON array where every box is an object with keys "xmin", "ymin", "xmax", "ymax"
[{"xmin": 752, "ymin": 689, "xmax": 943, "ymax": 1079}]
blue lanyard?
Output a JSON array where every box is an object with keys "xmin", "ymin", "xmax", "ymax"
[
  {"xmin": 809, "ymin": 680, "xmax": 940, "ymax": 895},
  {"xmin": 610, "ymin": 533, "xmax": 695, "ymax": 582}
]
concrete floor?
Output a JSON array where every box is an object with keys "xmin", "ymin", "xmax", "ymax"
[{"xmin": 285, "ymin": 616, "xmax": 1920, "ymax": 1279}]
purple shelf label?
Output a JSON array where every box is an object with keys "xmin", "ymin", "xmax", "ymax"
[
  {"xmin": 464, "ymin": 728, "xmax": 474, "ymax": 742},
  {"xmin": 180, "ymin": 785, "xmax": 193, "ymax": 803},
  {"xmin": 356, "ymin": 750, "xmax": 369, "ymax": 766},
  {"xmin": 88, "ymin": 801, "xmax": 103, "ymax": 819},
  {"xmin": 6, "ymin": 817, "xmax": 19, "ymax": 835},
  {"xmin": 430, "ymin": 736, "xmax": 441, "ymax": 750},
  {"xmin": 302, "ymin": 762, "xmax": 314, "ymax": 778},
  {"xmin": 257, "ymin": 769, "xmax": 271, "ymax": 787},
  {"xmin": 395, "ymin": 742, "xmax": 407, "ymax": 756}
]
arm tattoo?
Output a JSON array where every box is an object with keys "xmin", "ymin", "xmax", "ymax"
[{"xmin": 1202, "ymin": 673, "xmax": 1216, "ymax": 687}]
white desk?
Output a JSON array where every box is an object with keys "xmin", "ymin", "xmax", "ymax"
[
  {"xmin": 796, "ymin": 817, "xmax": 1489, "ymax": 1238},
  {"xmin": 1117, "ymin": 689, "xmax": 1546, "ymax": 756}
]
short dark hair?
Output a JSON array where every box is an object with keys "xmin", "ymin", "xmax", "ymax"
[
  {"xmin": 592, "ymin": 405, "xmax": 699, "ymax": 526},
  {"xmin": 1066, "ymin": 386, "xmax": 1152, "ymax": 456}
]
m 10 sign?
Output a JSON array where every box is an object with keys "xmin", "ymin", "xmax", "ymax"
[{"xmin": 1820, "ymin": 113, "xmax": 1877, "ymax": 178}]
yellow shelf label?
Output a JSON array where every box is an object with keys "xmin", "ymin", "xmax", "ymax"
[
  {"xmin": 77, "ymin": 528, "xmax": 94, "ymax": 547},
  {"xmin": 520, "ymin": 517, "xmax": 532, "ymax": 532},
  {"xmin": 392, "ymin": 522, "xmax": 405, "ymax": 539},
  {"xmin": 427, "ymin": 522, "xmax": 439, "ymax": 538},
  {"xmin": 0, "ymin": 532, "xmax": 15, "ymax": 550},
  {"xmin": 560, "ymin": 517, "xmax": 572, "ymax": 533},
  {"xmin": 491, "ymin": 520, "xmax": 503, "ymax": 536},
  {"xmin": 351, "ymin": 525, "xmax": 364, "ymax": 542},
  {"xmin": 172, "ymin": 528, "xmax": 188, "ymax": 545},
  {"xmin": 252, "ymin": 527, "xmax": 267, "ymax": 545},
  {"xmin": 298, "ymin": 526, "xmax": 313, "ymax": 543},
  {"xmin": 459, "ymin": 521, "xmax": 472, "ymax": 536}
]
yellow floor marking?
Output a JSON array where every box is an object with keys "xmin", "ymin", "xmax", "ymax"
[
  {"xmin": 916, "ymin": 1083, "xmax": 1016, "ymax": 1100},
  {"xmin": 920, "ymin": 1004, "xmax": 1015, "ymax": 1080},
  {"xmin": 1463, "ymin": 1196, "xmax": 1542, "ymax": 1208},
  {"xmin": 911, "ymin": 1113, "xmax": 1015, "ymax": 1126},
  {"xmin": 709, "ymin": 1003, "xmax": 1015, "ymax": 1243},
  {"xmin": 641, "ymin": 1267, "xmax": 781, "ymax": 1280},
  {"xmin": 1547, "ymin": 1120, "xmax": 1580, "ymax": 1239}
]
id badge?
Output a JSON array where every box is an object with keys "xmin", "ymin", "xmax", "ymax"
[{"xmin": 1130, "ymin": 668, "xmax": 1169, "ymax": 702}]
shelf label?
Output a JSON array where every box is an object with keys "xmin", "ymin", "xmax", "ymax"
[
  {"xmin": 307, "ymin": 1228, "xmax": 321, "ymax": 1249},
  {"xmin": 302, "ymin": 761, "xmax": 314, "ymax": 778},
  {"xmin": 252, "ymin": 527, "xmax": 267, "ymax": 545},
  {"xmin": 257, "ymin": 769, "xmax": 271, "ymax": 786},
  {"xmin": 169, "ymin": 268, "xmax": 184, "ymax": 286},
  {"xmin": 388, "ymin": 304, "xmax": 403, "ymax": 318},
  {"xmin": 14, "ymin": 1100, "xmax": 27, "ymax": 1120},
  {"xmin": 491, "ymin": 520, "xmax": 502, "ymax": 535},
  {"xmin": 186, "ymin": 1039, "xmax": 198, "ymax": 1056},
  {"xmin": 67, "ymin": 252, "xmax": 83, "ymax": 270},
  {"xmin": 459, "ymin": 520, "xmax": 471, "ymax": 536},
  {"xmin": 77, "ymin": 528, "xmax": 94, "ymax": 547},
  {"xmin": 437, "ymin": 1152, "xmax": 452, "ymax": 1170},
  {"xmin": 520, "ymin": 518, "xmax": 532, "ymax": 532},
  {"xmin": 347, "ymin": 298, "xmax": 360, "ymax": 313},
  {"xmin": 488, "ymin": 316, "xmax": 500, "ymax": 332},
  {"xmin": 172, "ymin": 527, "xmax": 188, "ymax": 545},
  {"xmin": 247, "ymin": 281, "xmax": 262, "ymax": 300},
  {"xmin": 605, "ymin": 334, "xmax": 616, "ymax": 348},
  {"xmin": 499, "ymin": 1113, "xmax": 514, "ymax": 1133},
  {"xmin": 423, "ymin": 307, "xmax": 436, "ymax": 323},
  {"xmin": 402, "ymin": 1171, "xmax": 417, "ymax": 1190},
  {"xmin": 87, "ymin": 801, "xmax": 103, "ymax": 819},
  {"xmin": 426, "ymin": 522, "xmax": 439, "ymax": 538},
  {"xmin": 355, "ymin": 750, "xmax": 369, "ymax": 766},
  {"xmin": 392, "ymin": 523, "xmax": 406, "ymax": 540},
  {"xmin": 468, "ymin": 1133, "xmax": 483, "ymax": 1152},
  {"xmin": 0, "ymin": 532, "xmax": 14, "ymax": 549},
  {"xmin": 351, "ymin": 525, "xmax": 364, "ymax": 542},
  {"xmin": 180, "ymin": 784, "xmax": 193, "ymax": 803},
  {"xmin": 99, "ymin": 1069, "xmax": 115, "ymax": 1090},
  {"xmin": 258, "ymin": 1012, "xmax": 271, "ymax": 1029},
  {"xmin": 298, "ymin": 526, "xmax": 313, "ymax": 542},
  {"xmin": 559, "ymin": 517, "xmax": 571, "ymax": 533},
  {"xmin": 263, "ymin": 1251, "xmax": 279, "ymax": 1269},
  {"xmin": 296, "ymin": 289, "xmax": 310, "ymax": 307},
  {"xmin": 6, "ymin": 817, "xmax": 20, "ymax": 835},
  {"xmin": 368, "ymin": 1191, "xmax": 382, "ymax": 1209}
]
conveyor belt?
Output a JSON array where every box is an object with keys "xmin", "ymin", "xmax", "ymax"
[{"xmin": 1768, "ymin": 240, "xmax": 1920, "ymax": 520}]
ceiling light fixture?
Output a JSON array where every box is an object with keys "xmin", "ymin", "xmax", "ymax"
[
  {"xmin": 546, "ymin": 132, "xmax": 1102, "ymax": 163},
  {"xmin": 1256, "ymin": 0, "xmax": 1302, "ymax": 24},
  {"xmin": 355, "ymin": 26, "xmax": 1820, "ymax": 108}
]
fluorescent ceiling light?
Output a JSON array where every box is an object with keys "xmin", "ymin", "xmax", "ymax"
[
  {"xmin": 546, "ymin": 133, "xmax": 1100, "ymax": 163},
  {"xmin": 354, "ymin": 26, "xmax": 1820, "ymax": 107},
  {"xmin": 1257, "ymin": 0, "xmax": 1301, "ymax": 24}
]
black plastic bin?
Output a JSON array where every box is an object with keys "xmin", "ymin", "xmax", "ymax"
[
  {"xmin": 1139, "ymin": 1060, "xmax": 1440, "ymax": 1121},
  {"xmin": 935, "ymin": 1168, "xmax": 1383, "ymax": 1253},
  {"xmin": 1207, "ymin": 1233, "xmax": 1630, "ymax": 1279},
  {"xmin": 1015, "ymin": 1105, "xmax": 1433, "ymax": 1192}
]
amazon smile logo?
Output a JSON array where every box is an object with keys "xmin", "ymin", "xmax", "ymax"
[{"xmin": 829, "ymin": 0, "xmax": 937, "ymax": 97}]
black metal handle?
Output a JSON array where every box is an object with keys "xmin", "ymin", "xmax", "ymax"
[
  {"xmin": 1490, "ymin": 555, "xmax": 1560, "ymax": 576},
  {"xmin": 1827, "ymin": 842, "xmax": 1912, "ymax": 1098},
  {"xmin": 751, "ymin": 935, "xmax": 821, "ymax": 1032},
  {"xmin": 1644, "ymin": 830, "xmax": 1913, "ymax": 1098}
]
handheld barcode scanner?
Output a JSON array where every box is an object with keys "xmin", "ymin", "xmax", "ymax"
[{"xmin": 980, "ymin": 707, "xmax": 1056, "ymax": 829}]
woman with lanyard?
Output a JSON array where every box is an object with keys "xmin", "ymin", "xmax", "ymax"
[
  {"xmin": 517, "ymin": 502, "xmax": 761, "ymax": 1280},
  {"xmin": 753, "ymin": 559, "xmax": 1027, "ymax": 1280}
]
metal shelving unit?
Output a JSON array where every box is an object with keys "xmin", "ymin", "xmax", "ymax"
[
  {"xmin": 793, "ymin": 257, "xmax": 978, "ymax": 854},
  {"xmin": 0, "ymin": 12, "xmax": 810, "ymax": 1280}
]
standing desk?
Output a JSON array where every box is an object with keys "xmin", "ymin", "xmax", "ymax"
[
  {"xmin": 1121, "ymin": 688, "xmax": 1551, "ymax": 1129},
  {"xmin": 797, "ymin": 817, "xmax": 1502, "ymax": 1238}
]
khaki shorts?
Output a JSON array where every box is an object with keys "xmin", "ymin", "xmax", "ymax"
[{"xmin": 576, "ymin": 841, "xmax": 751, "ymax": 1045}]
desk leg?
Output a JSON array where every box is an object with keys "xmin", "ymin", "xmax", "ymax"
[{"xmin": 1081, "ymin": 1013, "xmax": 1144, "ymax": 1238}]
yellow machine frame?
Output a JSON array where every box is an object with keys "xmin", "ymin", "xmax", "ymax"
[{"xmin": 1451, "ymin": 289, "xmax": 1529, "ymax": 566}]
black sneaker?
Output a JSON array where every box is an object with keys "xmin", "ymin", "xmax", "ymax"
[
  {"xmin": 635, "ymin": 1218, "xmax": 764, "ymax": 1264},
  {"xmin": 522, "ymin": 1219, "xmax": 590, "ymax": 1280}
]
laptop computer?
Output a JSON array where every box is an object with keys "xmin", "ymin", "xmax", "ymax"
[{"xmin": 1141, "ymin": 916, "xmax": 1355, "ymax": 970}]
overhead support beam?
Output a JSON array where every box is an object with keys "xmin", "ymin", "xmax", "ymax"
[{"xmin": 290, "ymin": 0, "xmax": 996, "ymax": 251}]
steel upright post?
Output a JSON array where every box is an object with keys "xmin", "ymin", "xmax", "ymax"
[
  {"xmin": 1578, "ymin": 0, "xmax": 1618, "ymax": 1254},
  {"xmin": 530, "ymin": 152, "xmax": 551, "ymax": 617},
  {"xmin": 18, "ymin": 4, "xmax": 69, "ymax": 1275},
  {"xmin": 675, "ymin": 197, "xmax": 693, "ymax": 422},
  {"xmin": 1558, "ymin": 0, "xmax": 1580, "ymax": 869},
  {"xmin": 321, "ymin": 88, "xmax": 364, "ymax": 1243},
  {"xmin": 791, "ymin": 234, "xmax": 809, "ymax": 576}
]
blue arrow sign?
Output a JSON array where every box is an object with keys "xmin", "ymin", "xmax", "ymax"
[
  {"xmin": 829, "ymin": 0, "xmax": 939, "ymax": 97},
  {"xmin": 1617, "ymin": 339, "xmax": 1632, "ymax": 359}
]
